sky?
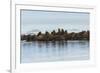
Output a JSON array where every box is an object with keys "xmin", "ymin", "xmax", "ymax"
[{"xmin": 21, "ymin": 10, "xmax": 90, "ymax": 34}]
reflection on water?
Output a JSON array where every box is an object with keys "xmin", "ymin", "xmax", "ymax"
[{"xmin": 20, "ymin": 41, "xmax": 89, "ymax": 63}]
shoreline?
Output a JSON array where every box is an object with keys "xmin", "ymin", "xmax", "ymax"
[{"xmin": 21, "ymin": 28, "xmax": 89, "ymax": 42}]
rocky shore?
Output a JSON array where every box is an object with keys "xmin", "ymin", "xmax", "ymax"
[{"xmin": 21, "ymin": 28, "xmax": 89, "ymax": 42}]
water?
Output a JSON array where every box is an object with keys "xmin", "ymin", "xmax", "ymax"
[{"xmin": 20, "ymin": 41, "xmax": 89, "ymax": 63}]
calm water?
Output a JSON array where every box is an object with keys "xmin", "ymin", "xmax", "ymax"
[{"xmin": 20, "ymin": 41, "xmax": 89, "ymax": 63}]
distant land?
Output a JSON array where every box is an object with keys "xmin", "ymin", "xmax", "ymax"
[{"xmin": 21, "ymin": 28, "xmax": 89, "ymax": 42}]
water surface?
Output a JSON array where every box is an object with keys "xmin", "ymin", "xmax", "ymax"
[{"xmin": 20, "ymin": 40, "xmax": 89, "ymax": 63}]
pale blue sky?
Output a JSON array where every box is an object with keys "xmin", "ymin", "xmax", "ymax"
[{"xmin": 21, "ymin": 10, "xmax": 89, "ymax": 34}]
